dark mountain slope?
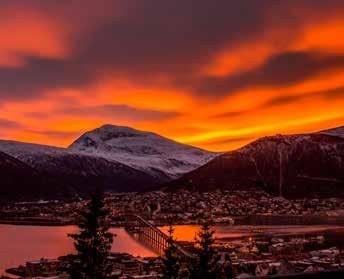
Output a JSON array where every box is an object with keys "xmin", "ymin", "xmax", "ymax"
[
  {"xmin": 166, "ymin": 132, "xmax": 344, "ymax": 199},
  {"xmin": 0, "ymin": 151, "xmax": 65, "ymax": 200},
  {"xmin": 25, "ymin": 152, "xmax": 160, "ymax": 194}
]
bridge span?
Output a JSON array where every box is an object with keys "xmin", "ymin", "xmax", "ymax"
[{"xmin": 121, "ymin": 214, "xmax": 192, "ymax": 259}]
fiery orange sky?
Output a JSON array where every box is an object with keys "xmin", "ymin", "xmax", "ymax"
[{"xmin": 1, "ymin": 0, "xmax": 344, "ymax": 151}]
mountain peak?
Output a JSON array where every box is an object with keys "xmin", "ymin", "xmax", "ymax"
[
  {"xmin": 98, "ymin": 124, "xmax": 144, "ymax": 133},
  {"xmin": 88, "ymin": 124, "xmax": 155, "ymax": 141},
  {"xmin": 69, "ymin": 124, "xmax": 219, "ymax": 179}
]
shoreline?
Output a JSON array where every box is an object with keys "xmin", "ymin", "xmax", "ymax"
[
  {"xmin": 2, "ymin": 213, "xmax": 344, "ymax": 227},
  {"xmin": 2, "ymin": 219, "xmax": 344, "ymax": 232},
  {"xmin": 0, "ymin": 219, "xmax": 73, "ymax": 226}
]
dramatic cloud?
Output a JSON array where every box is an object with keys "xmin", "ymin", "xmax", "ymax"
[
  {"xmin": 0, "ymin": 56, "xmax": 92, "ymax": 100},
  {"xmin": 1, "ymin": 0, "xmax": 344, "ymax": 150}
]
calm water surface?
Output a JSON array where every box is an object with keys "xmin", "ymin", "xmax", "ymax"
[
  {"xmin": 0, "ymin": 225, "xmax": 155, "ymax": 274},
  {"xmin": 160, "ymin": 224, "xmax": 344, "ymax": 242},
  {"xmin": 1, "ymin": 224, "xmax": 343, "ymax": 274}
]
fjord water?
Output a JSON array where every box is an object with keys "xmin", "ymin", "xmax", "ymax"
[{"xmin": 1, "ymin": 224, "xmax": 343, "ymax": 274}]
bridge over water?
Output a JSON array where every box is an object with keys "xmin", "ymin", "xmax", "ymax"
[{"xmin": 121, "ymin": 214, "xmax": 192, "ymax": 259}]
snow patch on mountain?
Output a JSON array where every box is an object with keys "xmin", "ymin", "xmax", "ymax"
[
  {"xmin": 0, "ymin": 140, "xmax": 76, "ymax": 165},
  {"xmin": 69, "ymin": 124, "xmax": 219, "ymax": 178},
  {"xmin": 0, "ymin": 140, "xmax": 68, "ymax": 156},
  {"xmin": 319, "ymin": 126, "xmax": 344, "ymax": 139}
]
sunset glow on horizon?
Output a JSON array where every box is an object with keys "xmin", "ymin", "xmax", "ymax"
[{"xmin": 1, "ymin": 0, "xmax": 344, "ymax": 151}]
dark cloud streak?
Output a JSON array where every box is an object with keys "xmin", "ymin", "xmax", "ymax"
[
  {"xmin": 27, "ymin": 104, "xmax": 180, "ymax": 122},
  {"xmin": 0, "ymin": 118, "xmax": 22, "ymax": 128},
  {"xmin": 213, "ymin": 86, "xmax": 344, "ymax": 119},
  {"xmin": 0, "ymin": 55, "xmax": 92, "ymax": 100},
  {"xmin": 193, "ymin": 51, "xmax": 344, "ymax": 97}
]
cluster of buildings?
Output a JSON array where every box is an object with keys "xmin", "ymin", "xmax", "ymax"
[
  {"xmin": 213, "ymin": 232, "xmax": 344, "ymax": 277},
  {"xmin": 106, "ymin": 190, "xmax": 344, "ymax": 225},
  {"xmin": 0, "ymin": 200, "xmax": 78, "ymax": 225},
  {"xmin": 4, "ymin": 253, "xmax": 164, "ymax": 278}
]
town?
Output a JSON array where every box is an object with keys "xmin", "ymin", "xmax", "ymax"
[{"xmin": 2, "ymin": 190, "xmax": 344, "ymax": 226}]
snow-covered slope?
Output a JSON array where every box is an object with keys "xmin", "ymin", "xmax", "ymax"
[
  {"xmin": 0, "ymin": 140, "xmax": 70, "ymax": 163},
  {"xmin": 319, "ymin": 126, "xmax": 344, "ymax": 139},
  {"xmin": 69, "ymin": 124, "xmax": 219, "ymax": 179}
]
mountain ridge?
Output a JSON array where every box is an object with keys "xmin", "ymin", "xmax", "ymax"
[
  {"xmin": 165, "ymin": 127, "xmax": 344, "ymax": 198},
  {"xmin": 1, "ymin": 124, "xmax": 344, "ymax": 200},
  {"xmin": 318, "ymin": 125, "xmax": 344, "ymax": 139}
]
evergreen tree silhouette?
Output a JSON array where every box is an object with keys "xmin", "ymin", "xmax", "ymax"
[
  {"xmin": 68, "ymin": 189, "xmax": 114, "ymax": 279},
  {"xmin": 162, "ymin": 225, "xmax": 181, "ymax": 278},
  {"xmin": 190, "ymin": 222, "xmax": 217, "ymax": 279}
]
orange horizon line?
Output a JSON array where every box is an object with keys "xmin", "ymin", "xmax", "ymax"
[{"xmin": 1, "ymin": 122, "xmax": 342, "ymax": 153}]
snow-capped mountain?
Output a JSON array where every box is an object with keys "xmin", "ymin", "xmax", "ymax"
[
  {"xmin": 69, "ymin": 124, "xmax": 219, "ymax": 179},
  {"xmin": 167, "ymin": 131, "xmax": 344, "ymax": 199},
  {"xmin": 0, "ymin": 139, "xmax": 160, "ymax": 198}
]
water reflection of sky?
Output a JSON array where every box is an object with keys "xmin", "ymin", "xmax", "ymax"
[
  {"xmin": 0, "ymin": 225, "xmax": 155, "ymax": 274},
  {"xmin": 159, "ymin": 225, "xmax": 344, "ymax": 242},
  {"xmin": 159, "ymin": 225, "xmax": 246, "ymax": 242}
]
